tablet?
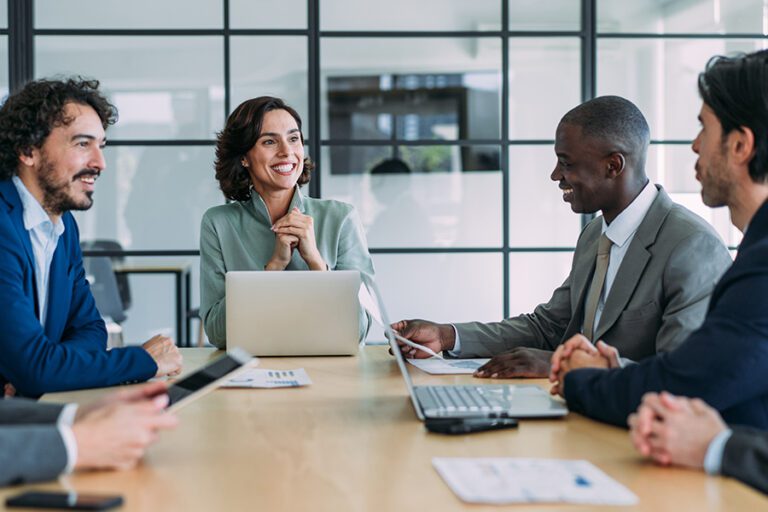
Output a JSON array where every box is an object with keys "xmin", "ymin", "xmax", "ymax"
[{"xmin": 166, "ymin": 347, "xmax": 255, "ymax": 411}]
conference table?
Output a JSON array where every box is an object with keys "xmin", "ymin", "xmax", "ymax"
[{"xmin": 3, "ymin": 347, "xmax": 766, "ymax": 511}]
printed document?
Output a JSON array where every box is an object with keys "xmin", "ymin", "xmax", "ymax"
[
  {"xmin": 222, "ymin": 368, "xmax": 312, "ymax": 388},
  {"xmin": 407, "ymin": 358, "xmax": 490, "ymax": 375},
  {"xmin": 432, "ymin": 458, "xmax": 638, "ymax": 506}
]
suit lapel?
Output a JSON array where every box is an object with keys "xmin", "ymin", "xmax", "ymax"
[
  {"xmin": 562, "ymin": 222, "xmax": 601, "ymax": 340},
  {"xmin": 0, "ymin": 181, "xmax": 35, "ymax": 272},
  {"xmin": 594, "ymin": 187, "xmax": 672, "ymax": 340}
]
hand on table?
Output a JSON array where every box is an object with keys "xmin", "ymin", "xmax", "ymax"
[
  {"xmin": 389, "ymin": 319, "xmax": 455, "ymax": 359},
  {"xmin": 474, "ymin": 348, "xmax": 554, "ymax": 378}
]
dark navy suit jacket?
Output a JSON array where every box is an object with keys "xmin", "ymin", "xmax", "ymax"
[
  {"xmin": 0, "ymin": 180, "xmax": 156, "ymax": 397},
  {"xmin": 564, "ymin": 199, "xmax": 768, "ymax": 429}
]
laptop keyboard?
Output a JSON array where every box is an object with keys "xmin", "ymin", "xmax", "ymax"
[{"xmin": 424, "ymin": 386, "xmax": 503, "ymax": 413}]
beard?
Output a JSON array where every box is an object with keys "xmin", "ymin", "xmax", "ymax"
[{"xmin": 37, "ymin": 158, "xmax": 98, "ymax": 215}]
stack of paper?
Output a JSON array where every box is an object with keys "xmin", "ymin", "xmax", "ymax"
[
  {"xmin": 433, "ymin": 457, "xmax": 638, "ymax": 506},
  {"xmin": 407, "ymin": 358, "xmax": 490, "ymax": 375},
  {"xmin": 221, "ymin": 368, "xmax": 312, "ymax": 388}
]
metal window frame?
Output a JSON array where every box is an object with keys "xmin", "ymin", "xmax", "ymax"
[{"xmin": 4, "ymin": 0, "xmax": 749, "ymax": 320}]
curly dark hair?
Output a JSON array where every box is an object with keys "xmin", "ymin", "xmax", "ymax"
[
  {"xmin": 215, "ymin": 96, "xmax": 313, "ymax": 201},
  {"xmin": 0, "ymin": 77, "xmax": 117, "ymax": 180}
]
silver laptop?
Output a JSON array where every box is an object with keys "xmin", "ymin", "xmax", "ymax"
[
  {"xmin": 226, "ymin": 270, "xmax": 362, "ymax": 356},
  {"xmin": 362, "ymin": 278, "xmax": 568, "ymax": 420}
]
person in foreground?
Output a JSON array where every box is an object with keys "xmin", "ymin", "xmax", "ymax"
[
  {"xmin": 200, "ymin": 96, "xmax": 375, "ymax": 348},
  {"xmin": 550, "ymin": 49, "xmax": 768, "ymax": 429},
  {"xmin": 628, "ymin": 392, "xmax": 768, "ymax": 495},
  {"xmin": 0, "ymin": 78, "xmax": 183, "ymax": 398},
  {"xmin": 0, "ymin": 381, "xmax": 177, "ymax": 487},
  {"xmin": 392, "ymin": 96, "xmax": 729, "ymax": 377}
]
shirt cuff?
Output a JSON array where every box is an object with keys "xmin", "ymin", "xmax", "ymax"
[
  {"xmin": 446, "ymin": 324, "xmax": 461, "ymax": 357},
  {"xmin": 703, "ymin": 428, "xmax": 733, "ymax": 475},
  {"xmin": 57, "ymin": 404, "xmax": 79, "ymax": 474}
]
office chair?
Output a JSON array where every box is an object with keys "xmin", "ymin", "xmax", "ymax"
[
  {"xmin": 80, "ymin": 240, "xmax": 131, "ymax": 312},
  {"xmin": 81, "ymin": 250, "xmax": 127, "ymax": 348}
]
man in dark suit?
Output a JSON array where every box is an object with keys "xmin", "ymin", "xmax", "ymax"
[
  {"xmin": 0, "ymin": 78, "xmax": 182, "ymax": 397},
  {"xmin": 627, "ymin": 392, "xmax": 768, "ymax": 495},
  {"xmin": 0, "ymin": 381, "xmax": 177, "ymax": 487},
  {"xmin": 391, "ymin": 96, "xmax": 730, "ymax": 378},
  {"xmin": 550, "ymin": 49, "xmax": 768, "ymax": 429}
]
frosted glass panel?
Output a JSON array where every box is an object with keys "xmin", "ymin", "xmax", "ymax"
[
  {"xmin": 36, "ymin": 36, "xmax": 225, "ymax": 140},
  {"xmin": 509, "ymin": 146, "xmax": 581, "ymax": 247},
  {"xmin": 230, "ymin": 0, "xmax": 307, "ymax": 29},
  {"xmin": 0, "ymin": 1, "xmax": 6, "ymax": 28},
  {"xmin": 74, "ymin": 146, "xmax": 223, "ymax": 250},
  {"xmin": 597, "ymin": 38, "xmax": 768, "ymax": 140},
  {"xmin": 322, "ymin": 147, "xmax": 503, "ymax": 248},
  {"xmin": 509, "ymin": 38, "xmax": 581, "ymax": 139},
  {"xmin": 598, "ymin": 0, "xmax": 768, "ymax": 34},
  {"xmin": 35, "ymin": 0, "xmax": 222, "ymax": 28},
  {"xmin": 367, "ymin": 253, "xmax": 503, "ymax": 342},
  {"xmin": 509, "ymin": 0, "xmax": 580, "ymax": 31},
  {"xmin": 322, "ymin": 0, "xmax": 500, "ymax": 31},
  {"xmin": 230, "ymin": 36, "xmax": 308, "ymax": 126},
  {"xmin": 321, "ymin": 38, "xmax": 501, "ymax": 141},
  {"xmin": 509, "ymin": 252, "xmax": 574, "ymax": 315}
]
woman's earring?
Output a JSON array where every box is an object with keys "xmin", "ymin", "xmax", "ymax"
[{"xmin": 241, "ymin": 159, "xmax": 248, "ymax": 168}]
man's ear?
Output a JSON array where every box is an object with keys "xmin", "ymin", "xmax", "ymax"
[
  {"xmin": 17, "ymin": 147, "xmax": 39, "ymax": 168},
  {"xmin": 730, "ymin": 126, "xmax": 755, "ymax": 167},
  {"xmin": 606, "ymin": 152, "xmax": 626, "ymax": 178}
]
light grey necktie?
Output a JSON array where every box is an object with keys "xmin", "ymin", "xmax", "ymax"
[{"xmin": 583, "ymin": 233, "xmax": 612, "ymax": 342}]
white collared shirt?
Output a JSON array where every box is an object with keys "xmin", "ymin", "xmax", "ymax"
[
  {"xmin": 12, "ymin": 176, "xmax": 66, "ymax": 325},
  {"xmin": 591, "ymin": 180, "xmax": 658, "ymax": 330}
]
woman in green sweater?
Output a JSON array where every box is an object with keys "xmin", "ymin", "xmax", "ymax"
[{"xmin": 200, "ymin": 97, "xmax": 375, "ymax": 348}]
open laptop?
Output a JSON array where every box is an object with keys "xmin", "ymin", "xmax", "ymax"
[
  {"xmin": 226, "ymin": 270, "xmax": 362, "ymax": 356},
  {"xmin": 361, "ymin": 278, "xmax": 568, "ymax": 420}
]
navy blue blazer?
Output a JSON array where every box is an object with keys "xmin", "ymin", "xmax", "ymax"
[
  {"xmin": 0, "ymin": 180, "xmax": 156, "ymax": 397},
  {"xmin": 564, "ymin": 199, "xmax": 768, "ymax": 429}
]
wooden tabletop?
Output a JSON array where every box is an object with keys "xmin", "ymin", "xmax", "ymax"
[{"xmin": 4, "ymin": 347, "xmax": 766, "ymax": 511}]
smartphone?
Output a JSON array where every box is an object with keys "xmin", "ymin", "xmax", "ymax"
[
  {"xmin": 6, "ymin": 491, "xmax": 123, "ymax": 510},
  {"xmin": 425, "ymin": 417, "xmax": 519, "ymax": 435},
  {"xmin": 166, "ymin": 347, "xmax": 255, "ymax": 411}
]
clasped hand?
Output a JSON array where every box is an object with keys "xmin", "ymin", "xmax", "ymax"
[
  {"xmin": 548, "ymin": 334, "xmax": 621, "ymax": 396},
  {"xmin": 267, "ymin": 207, "xmax": 326, "ymax": 271}
]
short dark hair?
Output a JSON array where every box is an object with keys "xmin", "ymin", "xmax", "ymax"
[
  {"xmin": 698, "ymin": 50, "xmax": 768, "ymax": 183},
  {"xmin": 215, "ymin": 96, "xmax": 313, "ymax": 201},
  {"xmin": 370, "ymin": 157, "xmax": 411, "ymax": 175},
  {"xmin": 560, "ymin": 95, "xmax": 650, "ymax": 171},
  {"xmin": 0, "ymin": 77, "xmax": 117, "ymax": 180}
]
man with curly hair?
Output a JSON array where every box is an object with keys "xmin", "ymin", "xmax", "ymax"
[{"xmin": 0, "ymin": 77, "xmax": 183, "ymax": 397}]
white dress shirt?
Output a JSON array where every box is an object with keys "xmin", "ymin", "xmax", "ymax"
[{"xmin": 11, "ymin": 176, "xmax": 65, "ymax": 325}]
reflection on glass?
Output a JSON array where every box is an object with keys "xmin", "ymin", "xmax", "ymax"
[
  {"xmin": 509, "ymin": 0, "xmax": 580, "ymax": 31},
  {"xmin": 509, "ymin": 252, "xmax": 574, "ymax": 315},
  {"xmin": 230, "ymin": 0, "xmax": 307, "ymax": 29},
  {"xmin": 321, "ymin": 147, "xmax": 502, "ymax": 248},
  {"xmin": 230, "ymin": 36, "xmax": 308, "ymax": 125},
  {"xmin": 327, "ymin": 145, "xmax": 499, "ymax": 175},
  {"xmin": 598, "ymin": 0, "xmax": 768, "ymax": 34},
  {"xmin": 0, "ymin": 0, "xmax": 6, "ymax": 28},
  {"xmin": 35, "ymin": 0, "xmax": 222, "ymax": 28},
  {"xmin": 36, "ymin": 36, "xmax": 225, "ymax": 140},
  {"xmin": 73, "ymin": 146, "xmax": 222, "ymax": 250},
  {"xmin": 0, "ymin": 36, "xmax": 7, "ymax": 101},
  {"xmin": 321, "ymin": 0, "xmax": 500, "ymax": 31},
  {"xmin": 509, "ymin": 38, "xmax": 581, "ymax": 139},
  {"xmin": 509, "ymin": 146, "xmax": 581, "ymax": 247},
  {"xmin": 597, "ymin": 38, "xmax": 767, "ymax": 140},
  {"xmin": 365, "ymin": 253, "xmax": 503, "ymax": 341},
  {"xmin": 322, "ymin": 38, "xmax": 501, "ymax": 141}
]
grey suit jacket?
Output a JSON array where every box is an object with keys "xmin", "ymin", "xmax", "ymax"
[
  {"xmin": 0, "ymin": 398, "xmax": 68, "ymax": 487},
  {"xmin": 722, "ymin": 426, "xmax": 768, "ymax": 495},
  {"xmin": 455, "ymin": 186, "xmax": 732, "ymax": 360}
]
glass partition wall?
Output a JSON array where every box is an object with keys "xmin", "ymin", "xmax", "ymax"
[{"xmin": 5, "ymin": 0, "xmax": 763, "ymax": 344}]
